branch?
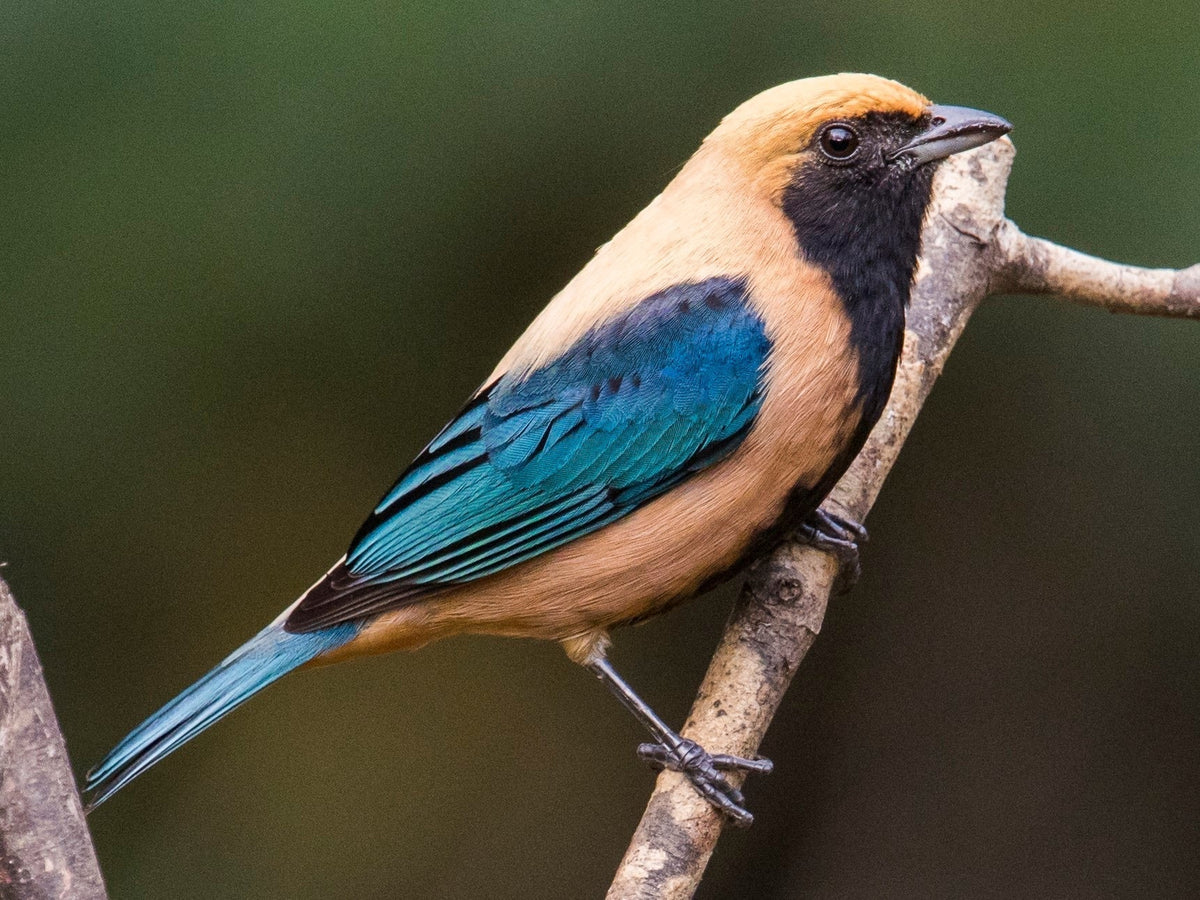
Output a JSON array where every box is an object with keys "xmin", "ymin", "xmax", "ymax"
[
  {"xmin": 607, "ymin": 139, "xmax": 1199, "ymax": 900},
  {"xmin": 0, "ymin": 574, "xmax": 107, "ymax": 899},
  {"xmin": 994, "ymin": 221, "xmax": 1200, "ymax": 318}
]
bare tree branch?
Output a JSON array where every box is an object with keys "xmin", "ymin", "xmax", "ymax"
[
  {"xmin": 0, "ymin": 574, "xmax": 107, "ymax": 900},
  {"xmin": 607, "ymin": 138, "xmax": 1199, "ymax": 900},
  {"xmin": 994, "ymin": 220, "xmax": 1200, "ymax": 318}
]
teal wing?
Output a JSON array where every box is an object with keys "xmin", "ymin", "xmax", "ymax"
[{"xmin": 285, "ymin": 277, "xmax": 770, "ymax": 632}]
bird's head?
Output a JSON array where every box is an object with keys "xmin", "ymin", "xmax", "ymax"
[
  {"xmin": 704, "ymin": 72, "xmax": 1010, "ymax": 199},
  {"xmin": 698, "ymin": 73, "xmax": 1011, "ymax": 301}
]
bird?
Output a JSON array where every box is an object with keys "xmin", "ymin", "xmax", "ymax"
[{"xmin": 85, "ymin": 73, "xmax": 1010, "ymax": 824}]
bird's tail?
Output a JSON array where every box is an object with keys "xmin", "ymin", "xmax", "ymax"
[{"xmin": 84, "ymin": 617, "xmax": 359, "ymax": 810}]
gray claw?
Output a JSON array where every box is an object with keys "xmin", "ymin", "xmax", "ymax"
[
  {"xmin": 798, "ymin": 508, "xmax": 867, "ymax": 582},
  {"xmin": 636, "ymin": 742, "xmax": 670, "ymax": 770},
  {"xmin": 635, "ymin": 738, "xmax": 770, "ymax": 827},
  {"xmin": 711, "ymin": 753, "xmax": 774, "ymax": 775}
]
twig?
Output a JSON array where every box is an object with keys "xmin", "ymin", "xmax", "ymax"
[
  {"xmin": 607, "ymin": 138, "xmax": 1199, "ymax": 899},
  {"xmin": 0, "ymin": 575, "xmax": 107, "ymax": 900},
  {"xmin": 994, "ymin": 221, "xmax": 1200, "ymax": 319}
]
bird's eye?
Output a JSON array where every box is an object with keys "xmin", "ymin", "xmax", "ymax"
[{"xmin": 818, "ymin": 124, "xmax": 860, "ymax": 162}]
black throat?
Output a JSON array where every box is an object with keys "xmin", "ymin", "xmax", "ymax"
[{"xmin": 781, "ymin": 113, "xmax": 936, "ymax": 429}]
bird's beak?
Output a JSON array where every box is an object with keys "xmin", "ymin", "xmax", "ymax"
[{"xmin": 888, "ymin": 104, "xmax": 1012, "ymax": 166}]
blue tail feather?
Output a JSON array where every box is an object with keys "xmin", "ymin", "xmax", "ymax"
[{"xmin": 85, "ymin": 620, "xmax": 359, "ymax": 810}]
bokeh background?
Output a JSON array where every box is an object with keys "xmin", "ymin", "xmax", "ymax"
[{"xmin": 2, "ymin": 1, "xmax": 1198, "ymax": 897}]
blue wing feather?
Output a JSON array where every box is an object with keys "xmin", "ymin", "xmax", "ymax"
[{"xmin": 285, "ymin": 276, "xmax": 770, "ymax": 632}]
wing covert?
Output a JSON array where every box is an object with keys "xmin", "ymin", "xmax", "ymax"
[{"xmin": 285, "ymin": 276, "xmax": 770, "ymax": 633}]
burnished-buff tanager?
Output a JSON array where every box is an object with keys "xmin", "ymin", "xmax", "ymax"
[{"xmin": 87, "ymin": 74, "xmax": 1011, "ymax": 824}]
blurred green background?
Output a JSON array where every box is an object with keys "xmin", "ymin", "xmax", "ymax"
[{"xmin": 2, "ymin": 1, "xmax": 1198, "ymax": 896}]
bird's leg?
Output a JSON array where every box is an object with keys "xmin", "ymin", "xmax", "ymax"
[
  {"xmin": 796, "ymin": 506, "xmax": 868, "ymax": 578},
  {"xmin": 586, "ymin": 656, "xmax": 772, "ymax": 827}
]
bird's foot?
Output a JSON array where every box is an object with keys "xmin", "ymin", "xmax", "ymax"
[
  {"xmin": 636, "ymin": 738, "xmax": 773, "ymax": 827},
  {"xmin": 797, "ymin": 507, "xmax": 867, "ymax": 581}
]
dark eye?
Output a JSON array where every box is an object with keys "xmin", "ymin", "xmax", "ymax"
[{"xmin": 818, "ymin": 123, "xmax": 860, "ymax": 161}]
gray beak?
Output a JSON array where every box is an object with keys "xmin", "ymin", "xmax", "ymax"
[{"xmin": 888, "ymin": 104, "xmax": 1012, "ymax": 166}]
